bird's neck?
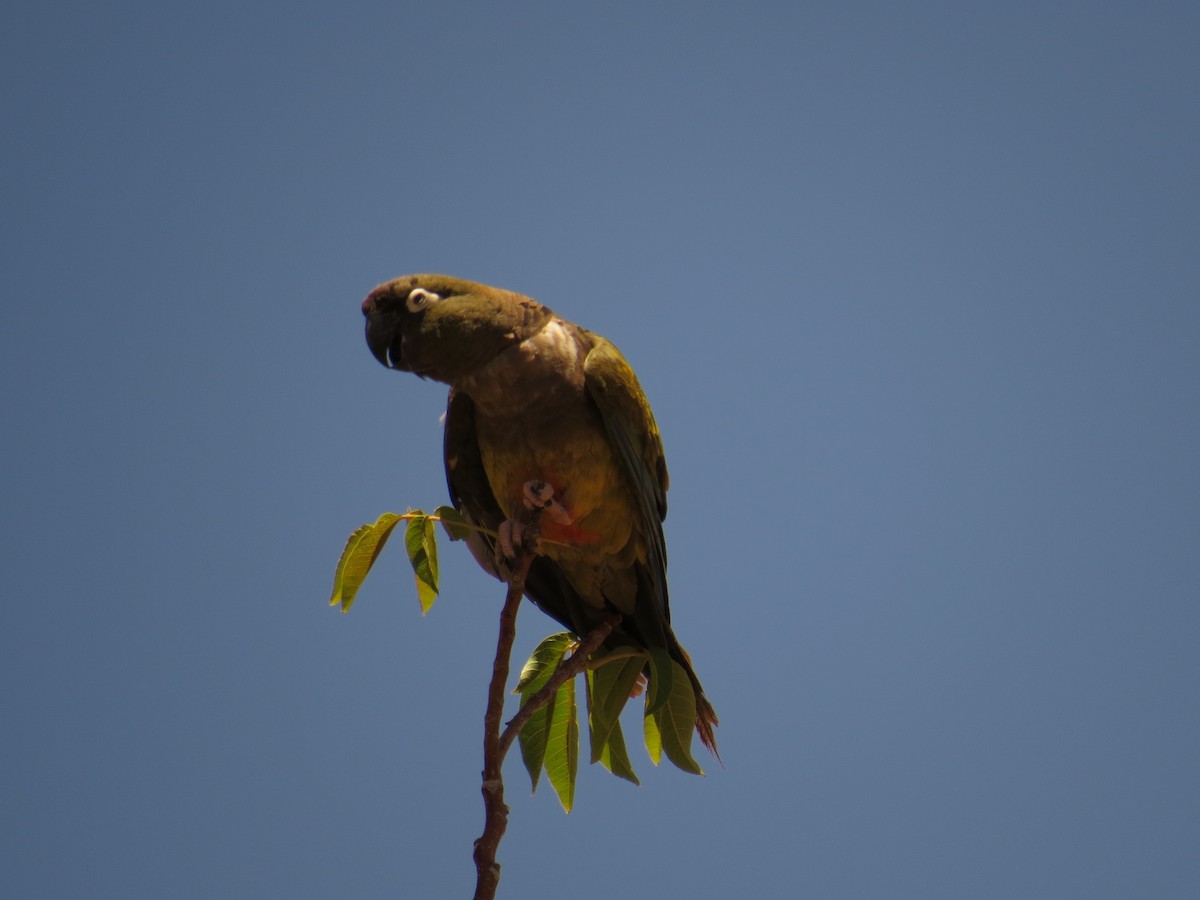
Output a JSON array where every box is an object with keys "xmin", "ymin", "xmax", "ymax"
[{"xmin": 457, "ymin": 318, "xmax": 587, "ymax": 417}]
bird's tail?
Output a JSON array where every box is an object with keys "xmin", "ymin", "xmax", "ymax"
[
  {"xmin": 694, "ymin": 692, "xmax": 721, "ymax": 761},
  {"xmin": 670, "ymin": 638, "xmax": 720, "ymax": 761}
]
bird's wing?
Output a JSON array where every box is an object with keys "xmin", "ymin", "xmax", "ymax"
[
  {"xmin": 581, "ymin": 335, "xmax": 671, "ymax": 626},
  {"xmin": 443, "ymin": 388, "xmax": 503, "ymax": 571}
]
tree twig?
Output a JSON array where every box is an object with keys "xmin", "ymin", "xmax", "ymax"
[
  {"xmin": 472, "ymin": 504, "xmax": 633, "ymax": 897},
  {"xmin": 472, "ymin": 512, "xmax": 539, "ymax": 900},
  {"xmin": 471, "ymin": 514, "xmax": 626, "ymax": 900}
]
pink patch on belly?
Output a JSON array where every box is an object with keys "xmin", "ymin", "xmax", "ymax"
[{"xmin": 540, "ymin": 518, "xmax": 600, "ymax": 545}]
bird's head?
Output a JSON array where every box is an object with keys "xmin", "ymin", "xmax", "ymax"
[{"xmin": 361, "ymin": 274, "xmax": 553, "ymax": 385}]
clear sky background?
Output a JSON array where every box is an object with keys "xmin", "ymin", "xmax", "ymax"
[{"xmin": 3, "ymin": 2, "xmax": 1198, "ymax": 898}]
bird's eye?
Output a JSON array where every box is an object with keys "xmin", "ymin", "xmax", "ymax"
[{"xmin": 406, "ymin": 288, "xmax": 441, "ymax": 313}]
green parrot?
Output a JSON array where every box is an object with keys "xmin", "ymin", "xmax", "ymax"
[{"xmin": 361, "ymin": 273, "xmax": 718, "ymax": 756}]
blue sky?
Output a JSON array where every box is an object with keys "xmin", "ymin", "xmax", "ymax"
[{"xmin": 3, "ymin": 2, "xmax": 1198, "ymax": 897}]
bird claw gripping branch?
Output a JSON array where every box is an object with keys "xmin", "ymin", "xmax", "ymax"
[{"xmin": 522, "ymin": 479, "xmax": 574, "ymax": 525}]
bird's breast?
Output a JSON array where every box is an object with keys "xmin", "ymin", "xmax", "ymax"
[
  {"xmin": 458, "ymin": 317, "xmax": 642, "ymax": 564},
  {"xmin": 474, "ymin": 405, "xmax": 636, "ymax": 561}
]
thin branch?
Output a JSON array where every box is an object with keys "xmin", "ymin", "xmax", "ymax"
[
  {"xmin": 471, "ymin": 513, "xmax": 539, "ymax": 900},
  {"xmin": 471, "ymin": 516, "xmax": 625, "ymax": 900}
]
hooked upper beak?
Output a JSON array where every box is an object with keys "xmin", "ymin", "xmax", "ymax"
[{"xmin": 362, "ymin": 293, "xmax": 401, "ymax": 369}]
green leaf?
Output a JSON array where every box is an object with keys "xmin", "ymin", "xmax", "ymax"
[
  {"xmin": 517, "ymin": 695, "xmax": 552, "ymax": 795},
  {"xmin": 403, "ymin": 515, "xmax": 439, "ymax": 614},
  {"xmin": 544, "ymin": 677, "xmax": 579, "ymax": 812},
  {"xmin": 433, "ymin": 504, "xmax": 473, "ymax": 541},
  {"xmin": 643, "ymin": 709, "xmax": 662, "ymax": 766},
  {"xmin": 597, "ymin": 718, "xmax": 638, "ymax": 784},
  {"xmin": 649, "ymin": 659, "xmax": 703, "ymax": 775},
  {"xmin": 516, "ymin": 634, "xmax": 596, "ymax": 806},
  {"xmin": 516, "ymin": 634, "xmax": 572, "ymax": 792},
  {"xmin": 586, "ymin": 652, "xmax": 645, "ymax": 786},
  {"xmin": 515, "ymin": 633, "xmax": 573, "ymax": 693},
  {"xmin": 329, "ymin": 512, "xmax": 404, "ymax": 612},
  {"xmin": 590, "ymin": 657, "xmax": 648, "ymax": 768},
  {"xmin": 644, "ymin": 647, "xmax": 674, "ymax": 716}
]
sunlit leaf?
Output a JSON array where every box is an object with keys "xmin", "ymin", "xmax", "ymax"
[
  {"xmin": 595, "ymin": 716, "xmax": 638, "ymax": 785},
  {"xmin": 649, "ymin": 659, "xmax": 703, "ymax": 775},
  {"xmin": 517, "ymin": 696, "xmax": 552, "ymax": 794},
  {"xmin": 643, "ymin": 709, "xmax": 662, "ymax": 766},
  {"xmin": 403, "ymin": 515, "xmax": 439, "ymax": 613},
  {"xmin": 586, "ymin": 652, "xmax": 645, "ymax": 785},
  {"xmin": 516, "ymin": 634, "xmax": 572, "ymax": 792},
  {"xmin": 544, "ymin": 678, "xmax": 578, "ymax": 812},
  {"xmin": 329, "ymin": 512, "xmax": 404, "ymax": 612},
  {"xmin": 583, "ymin": 657, "xmax": 643, "ymax": 768},
  {"xmin": 515, "ymin": 633, "xmax": 573, "ymax": 693}
]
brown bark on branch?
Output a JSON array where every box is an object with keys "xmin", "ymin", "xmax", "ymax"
[
  {"xmin": 471, "ymin": 548, "xmax": 533, "ymax": 899},
  {"xmin": 471, "ymin": 511, "xmax": 625, "ymax": 900},
  {"xmin": 472, "ymin": 501, "xmax": 554, "ymax": 900}
]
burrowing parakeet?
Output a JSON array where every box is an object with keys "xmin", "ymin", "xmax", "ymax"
[{"xmin": 361, "ymin": 273, "xmax": 718, "ymax": 755}]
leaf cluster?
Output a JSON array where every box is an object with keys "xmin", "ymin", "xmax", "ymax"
[
  {"xmin": 329, "ymin": 509, "xmax": 705, "ymax": 813},
  {"xmin": 512, "ymin": 637, "xmax": 703, "ymax": 810},
  {"xmin": 330, "ymin": 507, "xmax": 470, "ymax": 615}
]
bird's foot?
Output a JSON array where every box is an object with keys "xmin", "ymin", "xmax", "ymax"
[
  {"xmin": 497, "ymin": 518, "xmax": 524, "ymax": 564},
  {"xmin": 522, "ymin": 479, "xmax": 573, "ymax": 525},
  {"xmin": 495, "ymin": 480, "xmax": 574, "ymax": 573}
]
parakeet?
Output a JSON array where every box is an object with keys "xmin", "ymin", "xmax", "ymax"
[{"xmin": 361, "ymin": 273, "xmax": 717, "ymax": 755}]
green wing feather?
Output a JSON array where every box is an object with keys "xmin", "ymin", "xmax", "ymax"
[{"xmin": 581, "ymin": 334, "xmax": 671, "ymax": 626}]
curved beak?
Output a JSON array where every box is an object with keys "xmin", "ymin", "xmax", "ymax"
[{"xmin": 362, "ymin": 294, "xmax": 401, "ymax": 369}]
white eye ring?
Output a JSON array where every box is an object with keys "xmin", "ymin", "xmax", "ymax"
[{"xmin": 406, "ymin": 288, "xmax": 441, "ymax": 313}]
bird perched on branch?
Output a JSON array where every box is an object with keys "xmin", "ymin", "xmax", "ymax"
[{"xmin": 361, "ymin": 273, "xmax": 717, "ymax": 756}]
